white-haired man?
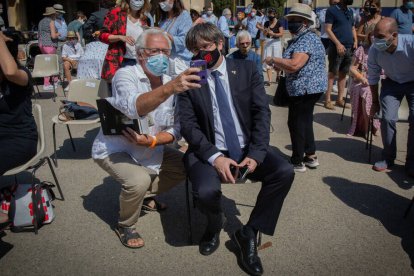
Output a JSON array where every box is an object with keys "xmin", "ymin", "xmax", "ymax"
[
  {"xmin": 217, "ymin": 8, "xmax": 234, "ymax": 55},
  {"xmin": 227, "ymin": 30, "xmax": 263, "ymax": 80},
  {"xmin": 92, "ymin": 28, "xmax": 202, "ymax": 249}
]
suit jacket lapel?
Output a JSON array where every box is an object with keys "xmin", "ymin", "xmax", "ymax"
[
  {"xmin": 199, "ymin": 82, "xmax": 215, "ymax": 135},
  {"xmin": 225, "ymin": 59, "xmax": 246, "ymax": 127}
]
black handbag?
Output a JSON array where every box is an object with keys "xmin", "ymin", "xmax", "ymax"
[{"xmin": 273, "ymin": 75, "xmax": 289, "ymax": 107}]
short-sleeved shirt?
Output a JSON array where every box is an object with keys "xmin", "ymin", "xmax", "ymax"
[
  {"xmin": 38, "ymin": 17, "xmax": 58, "ymax": 47},
  {"xmin": 62, "ymin": 42, "xmax": 84, "ymax": 61},
  {"xmin": 0, "ymin": 67, "xmax": 37, "ymax": 140},
  {"xmin": 325, "ymin": 4, "xmax": 355, "ymax": 48},
  {"xmin": 67, "ymin": 20, "xmax": 84, "ymax": 40},
  {"xmin": 263, "ymin": 19, "xmax": 283, "ymax": 39},
  {"xmin": 246, "ymin": 16, "xmax": 259, "ymax": 39},
  {"xmin": 390, "ymin": 6, "xmax": 413, "ymax": 34},
  {"xmin": 282, "ymin": 30, "xmax": 328, "ymax": 96}
]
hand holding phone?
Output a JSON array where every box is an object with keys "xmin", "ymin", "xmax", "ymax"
[
  {"xmin": 230, "ymin": 165, "xmax": 250, "ymax": 183},
  {"xmin": 190, "ymin": 59, "xmax": 207, "ymax": 84}
]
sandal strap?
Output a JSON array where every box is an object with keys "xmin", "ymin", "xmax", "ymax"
[{"xmin": 117, "ymin": 226, "xmax": 141, "ymax": 242}]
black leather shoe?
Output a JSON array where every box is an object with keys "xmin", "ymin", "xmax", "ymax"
[
  {"xmin": 232, "ymin": 227, "xmax": 263, "ymax": 276},
  {"xmin": 199, "ymin": 231, "xmax": 220, "ymax": 256}
]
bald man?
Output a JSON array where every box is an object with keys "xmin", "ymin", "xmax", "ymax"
[{"xmin": 368, "ymin": 17, "xmax": 414, "ymax": 177}]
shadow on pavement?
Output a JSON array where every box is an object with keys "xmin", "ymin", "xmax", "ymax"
[
  {"xmin": 0, "ymin": 231, "xmax": 13, "ymax": 260},
  {"xmin": 53, "ymin": 127, "xmax": 99, "ymax": 161},
  {"xmin": 82, "ymin": 176, "xmax": 120, "ymax": 230},
  {"xmin": 387, "ymin": 164, "xmax": 414, "ymax": 190},
  {"xmin": 323, "ymin": 176, "xmax": 414, "ymax": 268},
  {"xmin": 315, "ymin": 137, "xmax": 382, "ymax": 164},
  {"xmin": 314, "ymin": 112, "xmax": 352, "ymax": 135}
]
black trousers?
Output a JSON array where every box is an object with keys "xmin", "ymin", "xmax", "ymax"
[
  {"xmin": 287, "ymin": 93, "xmax": 323, "ymax": 164},
  {"xmin": 185, "ymin": 147, "xmax": 294, "ymax": 236},
  {"xmin": 0, "ymin": 137, "xmax": 37, "ymax": 176}
]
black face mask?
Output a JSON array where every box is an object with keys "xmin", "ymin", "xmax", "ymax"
[
  {"xmin": 192, "ymin": 48, "xmax": 221, "ymax": 69},
  {"xmin": 344, "ymin": 0, "xmax": 353, "ymax": 5},
  {"xmin": 268, "ymin": 16, "xmax": 275, "ymax": 21},
  {"xmin": 287, "ymin": 21, "xmax": 304, "ymax": 34},
  {"xmin": 369, "ymin": 7, "xmax": 378, "ymax": 14}
]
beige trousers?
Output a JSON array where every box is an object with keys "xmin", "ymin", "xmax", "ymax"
[{"xmin": 94, "ymin": 146, "xmax": 185, "ymax": 228}]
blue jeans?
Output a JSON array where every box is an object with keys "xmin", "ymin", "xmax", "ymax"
[{"xmin": 380, "ymin": 78, "xmax": 414, "ymax": 172}]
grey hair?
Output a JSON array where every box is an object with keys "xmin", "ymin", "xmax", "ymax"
[
  {"xmin": 222, "ymin": 8, "xmax": 231, "ymax": 16},
  {"xmin": 185, "ymin": 22, "xmax": 224, "ymax": 52},
  {"xmin": 236, "ymin": 30, "xmax": 251, "ymax": 47},
  {"xmin": 135, "ymin": 28, "xmax": 171, "ymax": 51}
]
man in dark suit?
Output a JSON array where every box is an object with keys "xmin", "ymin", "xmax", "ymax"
[{"xmin": 177, "ymin": 23, "xmax": 294, "ymax": 276}]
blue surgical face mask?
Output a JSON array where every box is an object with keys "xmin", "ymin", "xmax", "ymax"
[
  {"xmin": 373, "ymin": 36, "xmax": 393, "ymax": 51},
  {"xmin": 145, "ymin": 54, "xmax": 169, "ymax": 76},
  {"xmin": 405, "ymin": 1, "xmax": 414, "ymax": 9}
]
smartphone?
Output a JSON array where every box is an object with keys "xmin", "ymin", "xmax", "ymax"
[
  {"xmin": 230, "ymin": 165, "xmax": 250, "ymax": 182},
  {"xmin": 190, "ymin": 59, "xmax": 207, "ymax": 84}
]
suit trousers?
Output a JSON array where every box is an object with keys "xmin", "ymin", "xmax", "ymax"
[
  {"xmin": 380, "ymin": 78, "xmax": 414, "ymax": 172},
  {"xmin": 186, "ymin": 147, "xmax": 294, "ymax": 236},
  {"xmin": 94, "ymin": 146, "xmax": 186, "ymax": 228}
]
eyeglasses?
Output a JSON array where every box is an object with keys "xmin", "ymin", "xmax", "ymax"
[
  {"xmin": 141, "ymin": 48, "xmax": 172, "ymax": 56},
  {"xmin": 239, "ymin": 42, "xmax": 251, "ymax": 46}
]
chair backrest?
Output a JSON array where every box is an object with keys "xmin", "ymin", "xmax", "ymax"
[
  {"xmin": 32, "ymin": 54, "xmax": 59, "ymax": 76},
  {"xmin": 67, "ymin": 79, "xmax": 109, "ymax": 108},
  {"xmin": 32, "ymin": 104, "xmax": 45, "ymax": 155}
]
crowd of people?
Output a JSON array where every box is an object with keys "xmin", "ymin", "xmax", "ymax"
[{"xmin": 1, "ymin": 0, "xmax": 414, "ymax": 275}]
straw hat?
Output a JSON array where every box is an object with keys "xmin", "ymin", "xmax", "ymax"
[
  {"xmin": 53, "ymin": 4, "xmax": 66, "ymax": 14},
  {"xmin": 67, "ymin": 31, "xmax": 77, "ymax": 38},
  {"xmin": 285, "ymin": 3, "xmax": 314, "ymax": 24},
  {"xmin": 43, "ymin": 7, "xmax": 57, "ymax": 16}
]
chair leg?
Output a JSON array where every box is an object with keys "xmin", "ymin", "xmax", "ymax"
[
  {"xmin": 404, "ymin": 195, "xmax": 414, "ymax": 218},
  {"xmin": 35, "ymin": 84, "xmax": 41, "ymax": 98},
  {"xmin": 45, "ymin": 157, "xmax": 64, "ymax": 201},
  {"xmin": 185, "ymin": 177, "xmax": 193, "ymax": 244},
  {"xmin": 52, "ymin": 122, "xmax": 58, "ymax": 167},
  {"xmin": 30, "ymin": 164, "xmax": 42, "ymax": 235},
  {"xmin": 51, "ymin": 77, "xmax": 56, "ymax": 102},
  {"xmin": 366, "ymin": 117, "xmax": 371, "ymax": 150},
  {"xmin": 340, "ymin": 89, "xmax": 348, "ymax": 121},
  {"xmin": 66, "ymin": 125, "xmax": 76, "ymax": 152},
  {"xmin": 368, "ymin": 118, "xmax": 374, "ymax": 164}
]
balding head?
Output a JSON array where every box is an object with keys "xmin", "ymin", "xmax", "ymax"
[{"xmin": 375, "ymin": 17, "xmax": 398, "ymax": 35}]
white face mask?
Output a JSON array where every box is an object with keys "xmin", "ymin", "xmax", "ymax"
[
  {"xmin": 159, "ymin": 1, "xmax": 173, "ymax": 12},
  {"xmin": 129, "ymin": 0, "xmax": 145, "ymax": 11}
]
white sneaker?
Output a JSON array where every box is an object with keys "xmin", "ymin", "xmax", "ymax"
[
  {"xmin": 332, "ymin": 84, "xmax": 338, "ymax": 93},
  {"xmin": 64, "ymin": 87, "xmax": 69, "ymax": 92},
  {"xmin": 293, "ymin": 162, "xmax": 306, "ymax": 173},
  {"xmin": 43, "ymin": 84, "xmax": 54, "ymax": 91}
]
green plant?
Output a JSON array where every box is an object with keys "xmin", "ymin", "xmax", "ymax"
[
  {"xmin": 254, "ymin": 0, "xmax": 287, "ymax": 16},
  {"xmin": 212, "ymin": 0, "xmax": 234, "ymax": 16}
]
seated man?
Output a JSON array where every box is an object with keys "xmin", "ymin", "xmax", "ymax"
[
  {"xmin": 92, "ymin": 28, "xmax": 201, "ymax": 249},
  {"xmin": 227, "ymin": 30, "xmax": 263, "ymax": 81},
  {"xmin": 61, "ymin": 31, "xmax": 84, "ymax": 91},
  {"xmin": 177, "ymin": 23, "xmax": 294, "ymax": 275}
]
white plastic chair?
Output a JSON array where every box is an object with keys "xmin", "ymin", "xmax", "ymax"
[
  {"xmin": 3, "ymin": 104, "xmax": 64, "ymax": 234},
  {"xmin": 31, "ymin": 54, "xmax": 61, "ymax": 100},
  {"xmin": 51, "ymin": 79, "xmax": 109, "ymax": 166}
]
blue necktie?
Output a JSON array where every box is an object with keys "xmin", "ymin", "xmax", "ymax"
[{"xmin": 211, "ymin": 70, "xmax": 243, "ymax": 162}]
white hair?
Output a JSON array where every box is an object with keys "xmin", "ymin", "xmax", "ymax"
[
  {"xmin": 236, "ymin": 30, "xmax": 251, "ymax": 46},
  {"xmin": 135, "ymin": 28, "xmax": 172, "ymax": 51},
  {"xmin": 222, "ymin": 8, "xmax": 231, "ymax": 16}
]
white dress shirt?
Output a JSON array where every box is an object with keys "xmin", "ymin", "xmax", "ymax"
[
  {"xmin": 207, "ymin": 58, "xmax": 246, "ymax": 164},
  {"xmin": 92, "ymin": 64, "xmax": 180, "ymax": 173}
]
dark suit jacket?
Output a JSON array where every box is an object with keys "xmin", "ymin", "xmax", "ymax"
[{"xmin": 177, "ymin": 58, "xmax": 270, "ymax": 166}]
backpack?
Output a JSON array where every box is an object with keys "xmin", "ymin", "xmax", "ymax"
[{"xmin": 1, "ymin": 182, "xmax": 56, "ymax": 231}]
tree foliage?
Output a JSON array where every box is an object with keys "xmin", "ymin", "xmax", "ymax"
[
  {"xmin": 212, "ymin": 0, "xmax": 234, "ymax": 16},
  {"xmin": 252, "ymin": 0, "xmax": 287, "ymax": 16}
]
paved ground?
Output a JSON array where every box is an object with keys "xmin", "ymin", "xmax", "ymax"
[{"xmin": 0, "ymin": 79, "xmax": 413, "ymax": 275}]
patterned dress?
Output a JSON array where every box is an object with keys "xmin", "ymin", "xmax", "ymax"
[{"xmin": 348, "ymin": 46, "xmax": 380, "ymax": 136}]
